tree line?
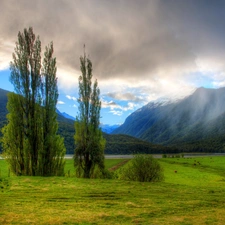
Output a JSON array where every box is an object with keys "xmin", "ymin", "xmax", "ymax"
[{"xmin": 1, "ymin": 27, "xmax": 105, "ymax": 178}]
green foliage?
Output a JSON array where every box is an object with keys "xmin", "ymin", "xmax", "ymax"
[
  {"xmin": 2, "ymin": 89, "xmax": 225, "ymax": 156},
  {"xmin": 2, "ymin": 157, "xmax": 225, "ymax": 223},
  {"xmin": 57, "ymin": 115, "xmax": 75, "ymax": 154},
  {"xmin": 113, "ymin": 87, "xmax": 225, "ymax": 153},
  {"xmin": 1, "ymin": 93, "xmax": 29, "ymax": 175},
  {"xmin": 1, "ymin": 27, "xmax": 65, "ymax": 176},
  {"xmin": 0, "ymin": 88, "xmax": 175, "ymax": 155},
  {"xmin": 39, "ymin": 42, "xmax": 65, "ymax": 176},
  {"xmin": 119, "ymin": 154, "xmax": 164, "ymax": 182},
  {"xmin": 74, "ymin": 51, "xmax": 105, "ymax": 178},
  {"xmin": 90, "ymin": 167, "xmax": 113, "ymax": 179},
  {"xmin": 104, "ymin": 133, "xmax": 178, "ymax": 154}
]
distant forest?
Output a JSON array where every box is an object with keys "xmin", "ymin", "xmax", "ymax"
[{"xmin": 1, "ymin": 88, "xmax": 225, "ymax": 154}]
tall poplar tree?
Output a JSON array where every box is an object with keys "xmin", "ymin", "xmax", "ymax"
[
  {"xmin": 5, "ymin": 27, "xmax": 43, "ymax": 175},
  {"xmin": 74, "ymin": 51, "xmax": 105, "ymax": 178},
  {"xmin": 40, "ymin": 42, "xmax": 65, "ymax": 176},
  {"xmin": 1, "ymin": 93, "xmax": 29, "ymax": 175},
  {"xmin": 1, "ymin": 27, "xmax": 65, "ymax": 176}
]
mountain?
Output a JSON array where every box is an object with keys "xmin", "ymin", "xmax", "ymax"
[
  {"xmin": 113, "ymin": 87, "xmax": 225, "ymax": 152},
  {"xmin": 2, "ymin": 87, "xmax": 225, "ymax": 153},
  {"xmin": 60, "ymin": 112, "xmax": 76, "ymax": 121},
  {"xmin": 100, "ymin": 124, "xmax": 120, "ymax": 134},
  {"xmin": 0, "ymin": 88, "xmax": 174, "ymax": 154},
  {"xmin": 103, "ymin": 133, "xmax": 178, "ymax": 154},
  {"xmin": 56, "ymin": 110, "xmax": 119, "ymax": 134},
  {"xmin": 0, "ymin": 89, "xmax": 76, "ymax": 154},
  {"xmin": 56, "ymin": 109, "xmax": 76, "ymax": 121},
  {"xmin": 0, "ymin": 88, "xmax": 9, "ymax": 129}
]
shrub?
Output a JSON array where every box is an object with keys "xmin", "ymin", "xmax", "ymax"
[
  {"xmin": 91, "ymin": 167, "xmax": 113, "ymax": 179},
  {"xmin": 119, "ymin": 154, "xmax": 164, "ymax": 182}
]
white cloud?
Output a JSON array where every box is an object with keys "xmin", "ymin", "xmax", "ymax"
[
  {"xmin": 212, "ymin": 81, "xmax": 225, "ymax": 88},
  {"xmin": 102, "ymin": 98, "xmax": 137, "ymax": 116},
  {"xmin": 0, "ymin": 39, "xmax": 14, "ymax": 70},
  {"xmin": 57, "ymin": 66, "xmax": 79, "ymax": 92},
  {"xmin": 101, "ymin": 99, "xmax": 121, "ymax": 110},
  {"xmin": 66, "ymin": 95, "xmax": 76, "ymax": 101},
  {"xmin": 122, "ymin": 102, "xmax": 136, "ymax": 111},
  {"xmin": 57, "ymin": 100, "xmax": 65, "ymax": 105},
  {"xmin": 110, "ymin": 110, "xmax": 123, "ymax": 116}
]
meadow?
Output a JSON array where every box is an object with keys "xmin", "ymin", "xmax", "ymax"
[{"xmin": 1, "ymin": 156, "xmax": 225, "ymax": 224}]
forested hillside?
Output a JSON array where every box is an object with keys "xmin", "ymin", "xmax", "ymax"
[
  {"xmin": 0, "ymin": 89, "xmax": 9, "ymax": 129},
  {"xmin": 3, "ymin": 87, "xmax": 225, "ymax": 154},
  {"xmin": 103, "ymin": 133, "xmax": 178, "ymax": 154},
  {"xmin": 113, "ymin": 87, "xmax": 225, "ymax": 152},
  {"xmin": 0, "ymin": 88, "xmax": 174, "ymax": 154},
  {"xmin": 0, "ymin": 88, "xmax": 76, "ymax": 153}
]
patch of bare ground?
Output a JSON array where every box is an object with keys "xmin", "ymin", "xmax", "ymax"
[{"xmin": 109, "ymin": 159, "xmax": 129, "ymax": 171}]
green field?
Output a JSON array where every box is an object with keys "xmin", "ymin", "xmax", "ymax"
[{"xmin": 1, "ymin": 156, "xmax": 225, "ymax": 224}]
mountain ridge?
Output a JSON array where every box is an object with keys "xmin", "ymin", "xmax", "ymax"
[
  {"xmin": 0, "ymin": 88, "xmax": 173, "ymax": 154},
  {"xmin": 113, "ymin": 86, "xmax": 225, "ymax": 152},
  {"xmin": 57, "ymin": 109, "xmax": 119, "ymax": 134}
]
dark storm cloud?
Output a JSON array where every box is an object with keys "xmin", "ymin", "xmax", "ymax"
[
  {"xmin": 1, "ymin": 0, "xmax": 225, "ymax": 82},
  {"xmin": 161, "ymin": 0, "xmax": 225, "ymax": 56}
]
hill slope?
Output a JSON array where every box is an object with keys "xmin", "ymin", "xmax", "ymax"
[
  {"xmin": 113, "ymin": 87, "xmax": 225, "ymax": 152},
  {"xmin": 0, "ymin": 88, "xmax": 173, "ymax": 154},
  {"xmin": 0, "ymin": 88, "xmax": 76, "ymax": 154}
]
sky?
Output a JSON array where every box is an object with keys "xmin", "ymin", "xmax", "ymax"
[{"xmin": 1, "ymin": 0, "xmax": 225, "ymax": 125}]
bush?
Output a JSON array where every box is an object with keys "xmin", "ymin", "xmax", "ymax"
[
  {"xmin": 91, "ymin": 167, "xmax": 113, "ymax": 179},
  {"xmin": 119, "ymin": 154, "xmax": 164, "ymax": 182}
]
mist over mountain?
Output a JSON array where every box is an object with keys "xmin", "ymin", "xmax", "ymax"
[
  {"xmin": 113, "ymin": 87, "xmax": 225, "ymax": 152},
  {"xmin": 2, "ymin": 86, "xmax": 225, "ymax": 153},
  {"xmin": 0, "ymin": 88, "xmax": 172, "ymax": 154},
  {"xmin": 100, "ymin": 124, "xmax": 120, "ymax": 134}
]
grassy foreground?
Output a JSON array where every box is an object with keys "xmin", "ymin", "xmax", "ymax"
[{"xmin": 1, "ymin": 156, "xmax": 225, "ymax": 224}]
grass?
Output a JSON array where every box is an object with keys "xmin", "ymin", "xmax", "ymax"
[
  {"xmin": 64, "ymin": 158, "xmax": 126, "ymax": 176},
  {"xmin": 1, "ymin": 156, "xmax": 225, "ymax": 224}
]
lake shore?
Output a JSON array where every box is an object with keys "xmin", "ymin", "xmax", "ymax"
[{"xmin": 1, "ymin": 153, "xmax": 225, "ymax": 160}]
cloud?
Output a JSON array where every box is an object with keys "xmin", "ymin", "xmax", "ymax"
[
  {"xmin": 108, "ymin": 102, "xmax": 136, "ymax": 116},
  {"xmin": 66, "ymin": 95, "xmax": 76, "ymax": 101},
  {"xmin": 106, "ymin": 92, "xmax": 143, "ymax": 103},
  {"xmin": 101, "ymin": 99, "xmax": 121, "ymax": 110},
  {"xmin": 0, "ymin": 39, "xmax": 14, "ymax": 70},
  {"xmin": 110, "ymin": 110, "xmax": 123, "ymax": 116},
  {"xmin": 124, "ymin": 102, "xmax": 136, "ymax": 111},
  {"xmin": 57, "ymin": 100, "xmax": 65, "ymax": 105},
  {"xmin": 102, "ymin": 97, "xmax": 137, "ymax": 117},
  {"xmin": 1, "ymin": 0, "xmax": 225, "ymax": 105}
]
